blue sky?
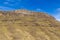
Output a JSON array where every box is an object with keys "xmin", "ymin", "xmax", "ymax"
[{"xmin": 0, "ymin": 0, "xmax": 60, "ymax": 21}]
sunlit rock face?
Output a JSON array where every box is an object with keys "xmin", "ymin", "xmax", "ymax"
[{"xmin": 0, "ymin": 10, "xmax": 60, "ymax": 40}]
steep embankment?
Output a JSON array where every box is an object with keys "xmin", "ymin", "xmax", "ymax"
[{"xmin": 0, "ymin": 10, "xmax": 60, "ymax": 40}]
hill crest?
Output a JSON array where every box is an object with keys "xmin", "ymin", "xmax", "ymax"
[{"xmin": 0, "ymin": 9, "xmax": 60, "ymax": 40}]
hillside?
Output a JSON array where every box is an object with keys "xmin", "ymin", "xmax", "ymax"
[{"xmin": 0, "ymin": 10, "xmax": 60, "ymax": 40}]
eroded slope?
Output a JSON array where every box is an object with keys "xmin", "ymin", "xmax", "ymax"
[{"xmin": 0, "ymin": 10, "xmax": 60, "ymax": 40}]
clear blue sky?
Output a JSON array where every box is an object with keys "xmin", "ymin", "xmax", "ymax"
[{"xmin": 0, "ymin": 0, "xmax": 60, "ymax": 21}]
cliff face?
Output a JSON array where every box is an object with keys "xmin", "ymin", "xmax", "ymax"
[{"xmin": 0, "ymin": 10, "xmax": 60, "ymax": 40}]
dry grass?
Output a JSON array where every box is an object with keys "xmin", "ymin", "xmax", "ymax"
[{"xmin": 0, "ymin": 10, "xmax": 60, "ymax": 40}]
